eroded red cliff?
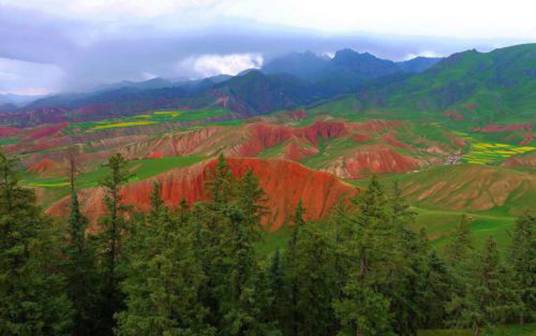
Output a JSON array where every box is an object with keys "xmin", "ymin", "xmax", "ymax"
[{"xmin": 47, "ymin": 158, "xmax": 356, "ymax": 231}]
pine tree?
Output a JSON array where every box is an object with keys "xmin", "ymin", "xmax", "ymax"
[
  {"xmin": 0, "ymin": 151, "xmax": 73, "ymax": 334},
  {"xmin": 95, "ymin": 153, "xmax": 131, "ymax": 335},
  {"xmin": 421, "ymin": 251, "xmax": 453, "ymax": 329},
  {"xmin": 267, "ymin": 249, "xmax": 285, "ymax": 327},
  {"xmin": 284, "ymin": 200, "xmax": 306, "ymax": 336},
  {"xmin": 117, "ymin": 183, "xmax": 213, "ymax": 335},
  {"xmin": 63, "ymin": 149, "xmax": 98, "ymax": 335},
  {"xmin": 294, "ymin": 222, "xmax": 338, "ymax": 336},
  {"xmin": 509, "ymin": 213, "xmax": 536, "ymax": 323},
  {"xmin": 334, "ymin": 176, "xmax": 398, "ymax": 336},
  {"xmin": 444, "ymin": 214, "xmax": 474, "ymax": 265},
  {"xmin": 451, "ymin": 236, "xmax": 518, "ymax": 336}
]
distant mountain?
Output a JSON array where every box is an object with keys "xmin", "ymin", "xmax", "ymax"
[
  {"xmin": 92, "ymin": 77, "xmax": 177, "ymax": 92},
  {"xmin": 0, "ymin": 93, "xmax": 43, "ymax": 107},
  {"xmin": 396, "ymin": 56, "xmax": 443, "ymax": 73},
  {"xmin": 7, "ymin": 44, "xmax": 536, "ymax": 126},
  {"xmin": 213, "ymin": 70, "xmax": 310, "ymax": 115},
  {"xmin": 358, "ymin": 43, "xmax": 536, "ymax": 123},
  {"xmin": 262, "ymin": 51, "xmax": 330, "ymax": 81}
]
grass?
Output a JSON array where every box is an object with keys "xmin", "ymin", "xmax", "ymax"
[
  {"xmin": 65, "ymin": 107, "xmax": 233, "ymax": 134},
  {"xmin": 0, "ymin": 137, "xmax": 19, "ymax": 145},
  {"xmin": 21, "ymin": 156, "xmax": 204, "ymax": 203},
  {"xmin": 93, "ymin": 120, "xmax": 157, "ymax": 130}
]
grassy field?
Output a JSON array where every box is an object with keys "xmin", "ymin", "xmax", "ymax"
[
  {"xmin": 65, "ymin": 107, "xmax": 233, "ymax": 134},
  {"xmin": 21, "ymin": 155, "xmax": 204, "ymax": 204}
]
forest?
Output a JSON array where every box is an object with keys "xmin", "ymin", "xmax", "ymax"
[{"xmin": 0, "ymin": 150, "xmax": 535, "ymax": 336}]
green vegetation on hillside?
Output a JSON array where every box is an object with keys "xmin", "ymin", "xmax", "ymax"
[{"xmin": 2, "ymin": 150, "xmax": 536, "ymax": 336}]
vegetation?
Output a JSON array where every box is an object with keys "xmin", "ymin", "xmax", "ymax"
[{"xmin": 1, "ymin": 149, "xmax": 535, "ymax": 335}]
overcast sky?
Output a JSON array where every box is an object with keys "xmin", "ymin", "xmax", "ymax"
[{"xmin": 1, "ymin": 0, "xmax": 535, "ymax": 95}]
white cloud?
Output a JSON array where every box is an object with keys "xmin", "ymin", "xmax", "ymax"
[
  {"xmin": 179, "ymin": 53, "xmax": 263, "ymax": 78},
  {"xmin": 402, "ymin": 50, "xmax": 445, "ymax": 61}
]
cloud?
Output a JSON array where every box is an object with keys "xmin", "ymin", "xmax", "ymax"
[
  {"xmin": 180, "ymin": 53, "xmax": 263, "ymax": 78},
  {"xmin": 0, "ymin": 1, "xmax": 532, "ymax": 94},
  {"xmin": 0, "ymin": 58, "xmax": 63, "ymax": 95},
  {"xmin": 402, "ymin": 50, "xmax": 446, "ymax": 61}
]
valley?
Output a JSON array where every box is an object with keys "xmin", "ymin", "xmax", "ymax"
[{"xmin": 2, "ymin": 42, "xmax": 536, "ymax": 335}]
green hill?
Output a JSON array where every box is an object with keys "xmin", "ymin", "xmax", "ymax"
[{"xmin": 359, "ymin": 43, "xmax": 536, "ymax": 124}]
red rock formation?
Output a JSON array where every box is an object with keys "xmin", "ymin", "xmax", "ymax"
[
  {"xmin": 325, "ymin": 146, "xmax": 421, "ymax": 179},
  {"xmin": 235, "ymin": 120, "xmax": 349, "ymax": 156},
  {"xmin": 47, "ymin": 158, "xmax": 356, "ymax": 231},
  {"xmin": 382, "ymin": 132, "xmax": 409, "ymax": 149},
  {"xmin": 27, "ymin": 157, "xmax": 61, "ymax": 176}
]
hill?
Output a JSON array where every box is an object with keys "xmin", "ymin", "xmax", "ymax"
[{"xmin": 358, "ymin": 43, "xmax": 536, "ymax": 123}]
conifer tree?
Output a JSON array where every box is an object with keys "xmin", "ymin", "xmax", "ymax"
[
  {"xmin": 0, "ymin": 151, "xmax": 72, "ymax": 335},
  {"xmin": 294, "ymin": 222, "xmax": 338, "ymax": 336},
  {"xmin": 451, "ymin": 236, "xmax": 518, "ymax": 336},
  {"xmin": 509, "ymin": 213, "xmax": 536, "ymax": 323},
  {"xmin": 63, "ymin": 148, "xmax": 98, "ymax": 335},
  {"xmin": 117, "ymin": 183, "xmax": 213, "ymax": 335},
  {"xmin": 95, "ymin": 153, "xmax": 131, "ymax": 335},
  {"xmin": 334, "ymin": 176, "xmax": 398, "ymax": 336},
  {"xmin": 284, "ymin": 200, "xmax": 306, "ymax": 336}
]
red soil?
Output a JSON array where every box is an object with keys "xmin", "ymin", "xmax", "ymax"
[
  {"xmin": 47, "ymin": 158, "xmax": 356, "ymax": 231},
  {"xmin": 444, "ymin": 110, "xmax": 465, "ymax": 121},
  {"xmin": 26, "ymin": 122, "xmax": 68, "ymax": 140},
  {"xmin": 382, "ymin": 132, "xmax": 409, "ymax": 149},
  {"xmin": 0, "ymin": 127, "xmax": 20, "ymax": 137},
  {"xmin": 236, "ymin": 120, "xmax": 348, "ymax": 156},
  {"xmin": 326, "ymin": 146, "xmax": 421, "ymax": 179},
  {"xmin": 352, "ymin": 119, "xmax": 401, "ymax": 132},
  {"xmin": 474, "ymin": 123, "xmax": 532, "ymax": 133},
  {"xmin": 28, "ymin": 157, "xmax": 60, "ymax": 175},
  {"xmin": 352, "ymin": 133, "xmax": 370, "ymax": 142}
]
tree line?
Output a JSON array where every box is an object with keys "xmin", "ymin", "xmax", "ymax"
[{"xmin": 0, "ymin": 150, "xmax": 535, "ymax": 336}]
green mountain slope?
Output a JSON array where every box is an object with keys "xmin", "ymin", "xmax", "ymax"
[{"xmin": 360, "ymin": 43, "xmax": 536, "ymax": 124}]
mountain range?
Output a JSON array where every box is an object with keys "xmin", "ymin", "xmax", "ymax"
[{"xmin": 2, "ymin": 43, "xmax": 536, "ymax": 128}]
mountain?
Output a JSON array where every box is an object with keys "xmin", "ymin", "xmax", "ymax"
[
  {"xmin": 396, "ymin": 56, "xmax": 443, "ymax": 73},
  {"xmin": 0, "ymin": 93, "xmax": 43, "ymax": 108},
  {"xmin": 5, "ymin": 44, "xmax": 536, "ymax": 126},
  {"xmin": 358, "ymin": 43, "xmax": 536, "ymax": 123},
  {"xmin": 212, "ymin": 70, "xmax": 310, "ymax": 115},
  {"xmin": 92, "ymin": 77, "xmax": 176, "ymax": 92},
  {"xmin": 262, "ymin": 51, "xmax": 330, "ymax": 81}
]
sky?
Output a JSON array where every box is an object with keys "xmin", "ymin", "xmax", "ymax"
[{"xmin": 1, "ymin": 0, "xmax": 535, "ymax": 95}]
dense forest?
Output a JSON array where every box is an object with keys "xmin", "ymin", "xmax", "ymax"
[{"xmin": 0, "ymin": 150, "xmax": 535, "ymax": 336}]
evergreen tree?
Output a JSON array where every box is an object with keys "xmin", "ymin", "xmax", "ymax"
[
  {"xmin": 0, "ymin": 151, "xmax": 72, "ymax": 335},
  {"xmin": 63, "ymin": 149, "xmax": 98, "ymax": 335},
  {"xmin": 334, "ymin": 176, "xmax": 397, "ymax": 336},
  {"xmin": 284, "ymin": 200, "xmax": 306, "ymax": 336},
  {"xmin": 95, "ymin": 153, "xmax": 131, "ymax": 335},
  {"xmin": 509, "ymin": 213, "xmax": 536, "ymax": 323},
  {"xmin": 450, "ymin": 236, "xmax": 518, "ymax": 336},
  {"xmin": 444, "ymin": 214, "xmax": 474, "ymax": 265},
  {"xmin": 294, "ymin": 222, "xmax": 338, "ymax": 336},
  {"xmin": 266, "ymin": 249, "xmax": 285, "ymax": 328},
  {"xmin": 421, "ymin": 251, "xmax": 453, "ymax": 329},
  {"xmin": 117, "ymin": 183, "xmax": 213, "ymax": 335}
]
